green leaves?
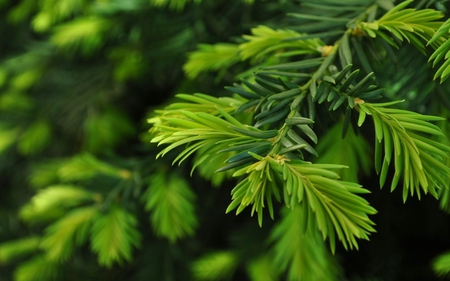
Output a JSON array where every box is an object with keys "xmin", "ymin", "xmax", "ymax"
[
  {"xmin": 91, "ymin": 204, "xmax": 141, "ymax": 267},
  {"xmin": 281, "ymin": 160, "xmax": 376, "ymax": 251},
  {"xmin": 313, "ymin": 64, "xmax": 380, "ymax": 113},
  {"xmin": 17, "ymin": 119, "xmax": 52, "ymax": 156},
  {"xmin": 154, "ymin": 93, "xmax": 242, "ymax": 116},
  {"xmin": 0, "ymin": 237, "xmax": 40, "ymax": 263},
  {"xmin": 143, "ymin": 173, "xmax": 198, "ymax": 242},
  {"xmin": 184, "ymin": 43, "xmax": 240, "ymax": 79},
  {"xmin": 428, "ymin": 18, "xmax": 450, "ymax": 82},
  {"xmin": 226, "ymin": 155, "xmax": 283, "ymax": 226},
  {"xmin": 227, "ymin": 155, "xmax": 376, "ymax": 250},
  {"xmin": 41, "ymin": 206, "xmax": 98, "ymax": 261},
  {"xmin": 14, "ymin": 256, "xmax": 60, "ymax": 281},
  {"xmin": 143, "ymin": 3, "xmax": 450, "ymax": 278},
  {"xmin": 184, "ymin": 25, "xmax": 325, "ymax": 80},
  {"xmin": 27, "ymin": 153, "xmax": 131, "ymax": 189},
  {"xmin": 20, "ymin": 185, "xmax": 97, "ymax": 222},
  {"xmin": 191, "ymin": 251, "xmax": 239, "ymax": 281},
  {"xmin": 150, "ymin": 105, "xmax": 275, "ymax": 172},
  {"xmin": 246, "ymin": 254, "xmax": 279, "ymax": 281},
  {"xmin": 51, "ymin": 17, "xmax": 111, "ymax": 55},
  {"xmin": 20, "ymin": 189, "xmax": 141, "ymax": 267},
  {"xmin": 240, "ymin": 26, "xmax": 324, "ymax": 62},
  {"xmin": 359, "ymin": 0, "xmax": 444, "ymax": 53},
  {"xmin": 270, "ymin": 207, "xmax": 341, "ymax": 281},
  {"xmin": 358, "ymin": 101, "xmax": 450, "ymax": 201},
  {"xmin": 433, "ymin": 251, "xmax": 450, "ymax": 277},
  {"xmin": 31, "ymin": 0, "xmax": 87, "ymax": 32},
  {"xmin": 287, "ymin": 2, "xmax": 365, "ymax": 33},
  {"xmin": 57, "ymin": 153, "xmax": 131, "ymax": 182}
]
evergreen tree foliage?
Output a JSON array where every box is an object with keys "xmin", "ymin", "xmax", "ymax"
[{"xmin": 2, "ymin": 0, "xmax": 450, "ymax": 281}]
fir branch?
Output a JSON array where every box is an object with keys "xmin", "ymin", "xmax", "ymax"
[
  {"xmin": 51, "ymin": 17, "xmax": 111, "ymax": 55},
  {"xmin": 183, "ymin": 43, "xmax": 240, "ymax": 80},
  {"xmin": 0, "ymin": 237, "xmax": 40, "ymax": 264},
  {"xmin": 359, "ymin": 0, "xmax": 444, "ymax": 53},
  {"xmin": 183, "ymin": 25, "xmax": 325, "ymax": 79},
  {"xmin": 57, "ymin": 153, "xmax": 131, "ymax": 181},
  {"xmin": 91, "ymin": 203, "xmax": 141, "ymax": 267},
  {"xmin": 226, "ymin": 154, "xmax": 283, "ymax": 227},
  {"xmin": 435, "ymin": 111, "xmax": 450, "ymax": 213},
  {"xmin": 150, "ymin": 108, "xmax": 276, "ymax": 170},
  {"xmin": 14, "ymin": 256, "xmax": 61, "ymax": 281},
  {"xmin": 433, "ymin": 251, "xmax": 450, "ymax": 277},
  {"xmin": 143, "ymin": 173, "xmax": 198, "ymax": 242},
  {"xmin": 20, "ymin": 185, "xmax": 97, "ymax": 222},
  {"xmin": 17, "ymin": 119, "xmax": 52, "ymax": 156},
  {"xmin": 41, "ymin": 206, "xmax": 98, "ymax": 262},
  {"xmin": 227, "ymin": 155, "xmax": 376, "ymax": 250},
  {"xmin": 270, "ymin": 207, "xmax": 341, "ymax": 281},
  {"xmin": 191, "ymin": 251, "xmax": 239, "ymax": 281},
  {"xmin": 239, "ymin": 25, "xmax": 324, "ymax": 62},
  {"xmin": 357, "ymin": 100, "xmax": 450, "ymax": 201},
  {"xmin": 246, "ymin": 254, "xmax": 279, "ymax": 281},
  {"xmin": 152, "ymin": 93, "xmax": 242, "ymax": 117},
  {"xmin": 428, "ymin": 18, "xmax": 450, "ymax": 82},
  {"xmin": 32, "ymin": 0, "xmax": 87, "ymax": 31}
]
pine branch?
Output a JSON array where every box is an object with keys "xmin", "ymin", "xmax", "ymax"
[
  {"xmin": 20, "ymin": 185, "xmax": 97, "ymax": 222},
  {"xmin": 14, "ymin": 256, "xmax": 61, "ymax": 281},
  {"xmin": 0, "ymin": 237, "xmax": 40, "ymax": 264}
]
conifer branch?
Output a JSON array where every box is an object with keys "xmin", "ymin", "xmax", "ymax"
[{"xmin": 357, "ymin": 100, "xmax": 450, "ymax": 201}]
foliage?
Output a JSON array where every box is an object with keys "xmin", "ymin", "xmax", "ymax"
[
  {"xmin": 143, "ymin": 172, "xmax": 198, "ymax": 242},
  {"xmin": 2, "ymin": 0, "xmax": 450, "ymax": 281},
  {"xmin": 270, "ymin": 206, "xmax": 341, "ymax": 281}
]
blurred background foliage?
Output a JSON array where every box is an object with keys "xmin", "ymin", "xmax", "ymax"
[{"xmin": 1, "ymin": 0, "xmax": 450, "ymax": 280}]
